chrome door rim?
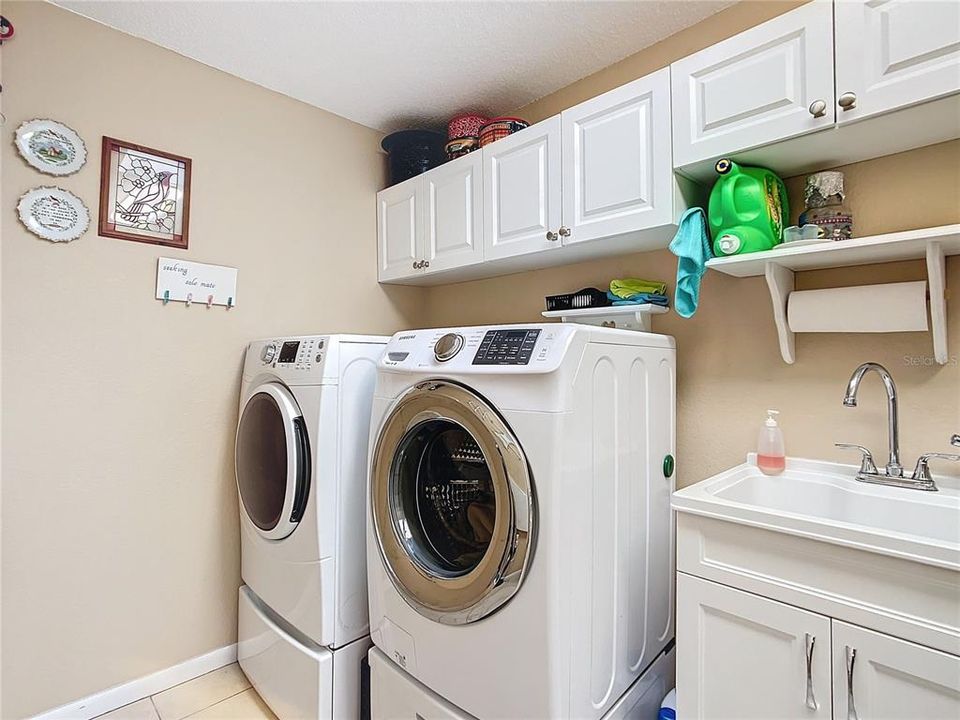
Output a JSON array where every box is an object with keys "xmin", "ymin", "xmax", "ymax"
[
  {"xmin": 371, "ymin": 380, "xmax": 536, "ymax": 625},
  {"xmin": 236, "ymin": 383, "xmax": 307, "ymax": 541}
]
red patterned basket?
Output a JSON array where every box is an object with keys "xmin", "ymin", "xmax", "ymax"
[
  {"xmin": 447, "ymin": 113, "xmax": 488, "ymax": 140},
  {"xmin": 478, "ymin": 117, "xmax": 530, "ymax": 147}
]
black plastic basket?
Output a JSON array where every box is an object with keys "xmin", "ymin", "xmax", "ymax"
[{"xmin": 545, "ymin": 287, "xmax": 611, "ymax": 312}]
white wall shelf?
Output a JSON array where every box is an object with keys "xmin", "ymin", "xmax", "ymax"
[
  {"xmin": 706, "ymin": 225, "xmax": 959, "ymax": 365},
  {"xmin": 706, "ymin": 225, "xmax": 960, "ymax": 278},
  {"xmin": 542, "ymin": 303, "xmax": 669, "ymax": 332}
]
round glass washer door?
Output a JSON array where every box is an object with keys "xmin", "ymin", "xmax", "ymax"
[
  {"xmin": 371, "ymin": 380, "xmax": 536, "ymax": 625},
  {"xmin": 235, "ymin": 383, "xmax": 311, "ymax": 540}
]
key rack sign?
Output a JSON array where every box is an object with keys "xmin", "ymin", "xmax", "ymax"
[{"xmin": 156, "ymin": 257, "xmax": 237, "ymax": 308}]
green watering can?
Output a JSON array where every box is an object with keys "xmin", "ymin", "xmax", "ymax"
[{"xmin": 708, "ymin": 158, "xmax": 789, "ymax": 256}]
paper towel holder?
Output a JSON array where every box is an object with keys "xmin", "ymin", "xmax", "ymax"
[
  {"xmin": 705, "ymin": 225, "xmax": 959, "ymax": 365},
  {"xmin": 763, "ymin": 240, "xmax": 948, "ymax": 365}
]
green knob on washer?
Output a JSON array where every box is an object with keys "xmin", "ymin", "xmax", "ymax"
[{"xmin": 663, "ymin": 454, "xmax": 675, "ymax": 478}]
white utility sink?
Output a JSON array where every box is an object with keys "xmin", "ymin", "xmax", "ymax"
[{"xmin": 672, "ymin": 455, "xmax": 960, "ymax": 571}]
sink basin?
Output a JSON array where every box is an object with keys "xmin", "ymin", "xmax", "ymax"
[{"xmin": 672, "ymin": 455, "xmax": 960, "ymax": 571}]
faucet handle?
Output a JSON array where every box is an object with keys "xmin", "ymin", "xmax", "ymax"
[
  {"xmin": 835, "ymin": 443, "xmax": 880, "ymax": 476},
  {"xmin": 911, "ymin": 452, "xmax": 960, "ymax": 486}
]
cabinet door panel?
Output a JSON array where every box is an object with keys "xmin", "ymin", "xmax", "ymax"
[
  {"xmin": 482, "ymin": 116, "xmax": 562, "ymax": 261},
  {"xmin": 677, "ymin": 574, "xmax": 831, "ymax": 720},
  {"xmin": 562, "ymin": 68, "xmax": 672, "ymax": 245},
  {"xmin": 833, "ymin": 620, "xmax": 960, "ymax": 720},
  {"xmin": 835, "ymin": 0, "xmax": 960, "ymax": 123},
  {"xmin": 423, "ymin": 152, "xmax": 483, "ymax": 274},
  {"xmin": 670, "ymin": 0, "xmax": 835, "ymax": 167},
  {"xmin": 377, "ymin": 180, "xmax": 420, "ymax": 282}
]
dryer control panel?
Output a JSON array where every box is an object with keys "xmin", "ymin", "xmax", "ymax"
[{"xmin": 262, "ymin": 338, "xmax": 325, "ymax": 371}]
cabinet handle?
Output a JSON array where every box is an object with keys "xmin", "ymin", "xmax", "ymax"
[
  {"xmin": 546, "ymin": 230, "xmax": 559, "ymax": 242},
  {"xmin": 838, "ymin": 92, "xmax": 857, "ymax": 111},
  {"xmin": 808, "ymin": 99, "xmax": 827, "ymax": 118},
  {"xmin": 846, "ymin": 646, "xmax": 859, "ymax": 720},
  {"xmin": 804, "ymin": 633, "xmax": 818, "ymax": 711},
  {"xmin": 559, "ymin": 226, "xmax": 571, "ymax": 238}
]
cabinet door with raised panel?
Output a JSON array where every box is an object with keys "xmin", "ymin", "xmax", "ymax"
[
  {"xmin": 670, "ymin": 0, "xmax": 835, "ymax": 168},
  {"xmin": 422, "ymin": 151, "xmax": 483, "ymax": 274},
  {"xmin": 377, "ymin": 178, "xmax": 421, "ymax": 282},
  {"xmin": 482, "ymin": 116, "xmax": 562, "ymax": 262},
  {"xmin": 833, "ymin": 620, "xmax": 960, "ymax": 720},
  {"xmin": 835, "ymin": 0, "xmax": 960, "ymax": 124},
  {"xmin": 677, "ymin": 574, "xmax": 831, "ymax": 720},
  {"xmin": 561, "ymin": 68, "xmax": 673, "ymax": 246}
]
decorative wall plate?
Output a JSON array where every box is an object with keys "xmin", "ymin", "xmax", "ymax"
[
  {"xmin": 17, "ymin": 187, "xmax": 90, "ymax": 242},
  {"xmin": 15, "ymin": 119, "xmax": 87, "ymax": 176}
]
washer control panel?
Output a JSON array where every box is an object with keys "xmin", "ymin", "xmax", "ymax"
[
  {"xmin": 473, "ymin": 329, "xmax": 541, "ymax": 365},
  {"xmin": 379, "ymin": 324, "xmax": 576, "ymax": 374}
]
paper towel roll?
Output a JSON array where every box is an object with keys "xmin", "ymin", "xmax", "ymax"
[{"xmin": 787, "ymin": 281, "xmax": 929, "ymax": 333}]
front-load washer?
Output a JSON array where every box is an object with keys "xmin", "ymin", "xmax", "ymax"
[
  {"xmin": 366, "ymin": 324, "xmax": 676, "ymax": 720},
  {"xmin": 236, "ymin": 334, "xmax": 387, "ymax": 719}
]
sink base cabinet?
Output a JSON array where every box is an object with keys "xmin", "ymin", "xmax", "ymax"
[
  {"xmin": 677, "ymin": 574, "xmax": 831, "ymax": 720},
  {"xmin": 676, "ymin": 513, "xmax": 960, "ymax": 719},
  {"xmin": 832, "ymin": 621, "xmax": 960, "ymax": 720}
]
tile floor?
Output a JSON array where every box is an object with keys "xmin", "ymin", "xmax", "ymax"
[{"xmin": 96, "ymin": 664, "xmax": 276, "ymax": 720}]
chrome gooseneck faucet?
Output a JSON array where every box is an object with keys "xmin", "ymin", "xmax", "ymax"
[
  {"xmin": 842, "ymin": 362, "xmax": 902, "ymax": 477},
  {"xmin": 837, "ymin": 363, "xmax": 960, "ymax": 491}
]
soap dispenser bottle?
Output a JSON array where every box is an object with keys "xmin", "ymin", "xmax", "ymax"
[{"xmin": 757, "ymin": 409, "xmax": 786, "ymax": 476}]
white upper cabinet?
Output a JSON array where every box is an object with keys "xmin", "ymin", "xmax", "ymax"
[
  {"xmin": 834, "ymin": 0, "xmax": 960, "ymax": 123},
  {"xmin": 561, "ymin": 68, "xmax": 674, "ymax": 247},
  {"xmin": 377, "ymin": 178, "xmax": 420, "ymax": 282},
  {"xmin": 670, "ymin": 0, "xmax": 835, "ymax": 168},
  {"xmin": 677, "ymin": 574, "xmax": 832, "ymax": 720},
  {"xmin": 832, "ymin": 621, "xmax": 960, "ymax": 720},
  {"xmin": 482, "ymin": 116, "xmax": 563, "ymax": 262},
  {"xmin": 422, "ymin": 152, "xmax": 483, "ymax": 273}
]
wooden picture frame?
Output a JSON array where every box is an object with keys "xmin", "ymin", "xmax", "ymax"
[{"xmin": 99, "ymin": 136, "xmax": 191, "ymax": 250}]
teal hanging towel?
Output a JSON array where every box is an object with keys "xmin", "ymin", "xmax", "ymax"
[{"xmin": 668, "ymin": 207, "xmax": 712, "ymax": 318}]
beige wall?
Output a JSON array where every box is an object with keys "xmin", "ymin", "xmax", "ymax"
[
  {"xmin": 424, "ymin": 0, "xmax": 960, "ymax": 490},
  {"xmin": 0, "ymin": 3, "xmax": 421, "ymax": 717}
]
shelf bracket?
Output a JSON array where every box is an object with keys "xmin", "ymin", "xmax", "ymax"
[
  {"xmin": 926, "ymin": 240, "xmax": 948, "ymax": 365},
  {"xmin": 765, "ymin": 262, "xmax": 796, "ymax": 364}
]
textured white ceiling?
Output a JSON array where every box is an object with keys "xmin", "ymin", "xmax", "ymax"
[{"xmin": 52, "ymin": 0, "xmax": 732, "ymax": 132}]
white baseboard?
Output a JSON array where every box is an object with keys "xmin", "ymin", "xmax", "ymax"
[{"xmin": 30, "ymin": 644, "xmax": 238, "ymax": 720}]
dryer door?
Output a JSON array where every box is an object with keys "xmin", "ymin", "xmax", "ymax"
[
  {"xmin": 371, "ymin": 380, "xmax": 536, "ymax": 625},
  {"xmin": 236, "ymin": 383, "xmax": 311, "ymax": 540}
]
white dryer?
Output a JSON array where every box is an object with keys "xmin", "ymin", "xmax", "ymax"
[
  {"xmin": 236, "ymin": 334, "xmax": 387, "ymax": 720},
  {"xmin": 366, "ymin": 324, "xmax": 676, "ymax": 720}
]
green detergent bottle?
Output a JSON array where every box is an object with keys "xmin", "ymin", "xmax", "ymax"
[{"xmin": 708, "ymin": 158, "xmax": 789, "ymax": 256}]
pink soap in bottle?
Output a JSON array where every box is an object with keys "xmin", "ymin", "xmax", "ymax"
[{"xmin": 757, "ymin": 409, "xmax": 786, "ymax": 476}]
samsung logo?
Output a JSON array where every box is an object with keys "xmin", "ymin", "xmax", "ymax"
[{"xmin": 397, "ymin": 334, "xmax": 416, "ymax": 340}]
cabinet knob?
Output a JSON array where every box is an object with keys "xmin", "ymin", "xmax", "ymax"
[
  {"xmin": 559, "ymin": 226, "xmax": 571, "ymax": 238},
  {"xmin": 838, "ymin": 92, "xmax": 857, "ymax": 111},
  {"xmin": 808, "ymin": 99, "xmax": 827, "ymax": 118},
  {"xmin": 546, "ymin": 230, "xmax": 559, "ymax": 242}
]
